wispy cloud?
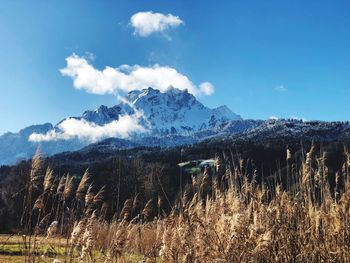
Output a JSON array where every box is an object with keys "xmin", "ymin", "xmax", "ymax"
[
  {"xmin": 199, "ymin": 82, "xmax": 215, "ymax": 96},
  {"xmin": 60, "ymin": 53, "xmax": 214, "ymax": 97},
  {"xmin": 130, "ymin": 11, "xmax": 183, "ymax": 38},
  {"xmin": 275, "ymin": 85, "xmax": 287, "ymax": 92},
  {"xmin": 29, "ymin": 110, "xmax": 146, "ymax": 143}
]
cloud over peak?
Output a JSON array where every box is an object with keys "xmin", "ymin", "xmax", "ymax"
[
  {"xmin": 130, "ymin": 11, "xmax": 183, "ymax": 38},
  {"xmin": 60, "ymin": 54, "xmax": 214, "ymax": 97},
  {"xmin": 29, "ymin": 111, "xmax": 146, "ymax": 143}
]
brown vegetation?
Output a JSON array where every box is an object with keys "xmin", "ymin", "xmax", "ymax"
[{"xmin": 3, "ymin": 144, "xmax": 350, "ymax": 262}]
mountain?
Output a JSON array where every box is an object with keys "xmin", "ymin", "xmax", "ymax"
[
  {"xmin": 233, "ymin": 119, "xmax": 350, "ymax": 142},
  {"xmin": 3, "ymin": 87, "xmax": 349, "ymax": 166},
  {"xmin": 205, "ymin": 119, "xmax": 350, "ymax": 147},
  {"xmin": 81, "ymin": 119, "xmax": 350, "ymax": 159},
  {"xmin": 79, "ymin": 87, "xmax": 242, "ymax": 135},
  {"xmin": 0, "ymin": 123, "xmax": 87, "ymax": 165},
  {"xmin": 0, "ymin": 124, "xmax": 53, "ymax": 164},
  {"xmin": 0, "ymin": 87, "xmax": 249, "ymax": 165},
  {"xmin": 37, "ymin": 119, "xmax": 350, "ymax": 175}
]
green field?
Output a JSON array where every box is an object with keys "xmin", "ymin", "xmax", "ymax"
[
  {"xmin": 0, "ymin": 234, "xmax": 67, "ymax": 262},
  {"xmin": 0, "ymin": 234, "xmax": 144, "ymax": 262}
]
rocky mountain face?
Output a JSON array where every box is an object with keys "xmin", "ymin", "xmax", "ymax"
[
  {"xmin": 79, "ymin": 87, "xmax": 242, "ymax": 135},
  {"xmin": 0, "ymin": 87, "xmax": 249, "ymax": 165}
]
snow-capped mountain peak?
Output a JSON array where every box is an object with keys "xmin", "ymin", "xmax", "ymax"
[
  {"xmin": 81, "ymin": 105, "xmax": 121, "ymax": 125},
  {"xmin": 116, "ymin": 87, "xmax": 241, "ymax": 135},
  {"xmin": 78, "ymin": 87, "xmax": 241, "ymax": 135},
  {"xmin": 0, "ymin": 87, "xmax": 245, "ymax": 164},
  {"xmin": 126, "ymin": 86, "xmax": 200, "ymax": 110}
]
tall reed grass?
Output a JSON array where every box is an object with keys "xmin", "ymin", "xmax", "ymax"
[{"xmin": 19, "ymin": 145, "xmax": 350, "ymax": 262}]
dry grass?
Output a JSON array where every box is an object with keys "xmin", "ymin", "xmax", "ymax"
[{"xmin": 2, "ymin": 145, "xmax": 350, "ymax": 262}]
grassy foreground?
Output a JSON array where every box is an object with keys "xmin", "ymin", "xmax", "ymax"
[
  {"xmin": 0, "ymin": 234, "xmax": 143, "ymax": 262},
  {"xmin": 0, "ymin": 234, "xmax": 65, "ymax": 262},
  {"xmin": 3, "ymin": 145, "xmax": 350, "ymax": 262}
]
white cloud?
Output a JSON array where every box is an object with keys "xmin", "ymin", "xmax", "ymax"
[
  {"xmin": 275, "ymin": 85, "xmax": 287, "ymax": 92},
  {"xmin": 29, "ymin": 111, "xmax": 147, "ymax": 143},
  {"xmin": 199, "ymin": 82, "xmax": 215, "ymax": 96},
  {"xmin": 60, "ymin": 53, "xmax": 214, "ymax": 97},
  {"xmin": 130, "ymin": 11, "xmax": 183, "ymax": 38}
]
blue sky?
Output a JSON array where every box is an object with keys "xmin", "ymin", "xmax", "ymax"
[{"xmin": 1, "ymin": 0, "xmax": 350, "ymax": 134}]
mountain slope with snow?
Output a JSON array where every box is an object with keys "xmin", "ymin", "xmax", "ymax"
[
  {"xmin": 0, "ymin": 123, "xmax": 86, "ymax": 165},
  {"xmin": 205, "ymin": 119, "xmax": 350, "ymax": 147},
  {"xmin": 79, "ymin": 87, "xmax": 242, "ymax": 135},
  {"xmin": 0, "ymin": 87, "xmax": 246, "ymax": 164}
]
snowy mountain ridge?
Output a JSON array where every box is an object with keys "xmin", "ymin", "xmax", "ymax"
[
  {"xmin": 79, "ymin": 87, "xmax": 241, "ymax": 135},
  {"xmin": 0, "ymin": 87, "xmax": 245, "ymax": 164}
]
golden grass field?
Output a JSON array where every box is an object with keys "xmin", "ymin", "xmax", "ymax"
[{"xmin": 2, "ymin": 145, "xmax": 350, "ymax": 262}]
